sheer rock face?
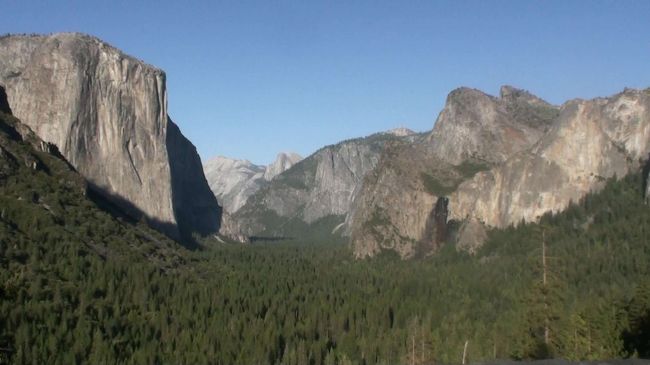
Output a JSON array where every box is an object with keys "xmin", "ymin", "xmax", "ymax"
[
  {"xmin": 234, "ymin": 132, "xmax": 412, "ymax": 237},
  {"xmin": 352, "ymin": 87, "xmax": 650, "ymax": 259},
  {"xmin": 203, "ymin": 152, "xmax": 301, "ymax": 214},
  {"xmin": 302, "ymin": 142, "xmax": 380, "ymax": 222},
  {"xmin": 219, "ymin": 211, "xmax": 250, "ymax": 243},
  {"xmin": 0, "ymin": 33, "xmax": 220, "ymax": 239},
  {"xmin": 347, "ymin": 141, "xmax": 441, "ymax": 258},
  {"xmin": 350, "ymin": 86, "xmax": 559, "ymax": 258},
  {"xmin": 450, "ymin": 89, "xmax": 650, "ymax": 227}
]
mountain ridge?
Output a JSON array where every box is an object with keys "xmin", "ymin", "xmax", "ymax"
[{"xmin": 350, "ymin": 86, "xmax": 649, "ymax": 258}]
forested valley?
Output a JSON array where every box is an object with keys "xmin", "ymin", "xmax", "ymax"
[{"xmin": 1, "ymin": 110, "xmax": 650, "ymax": 364}]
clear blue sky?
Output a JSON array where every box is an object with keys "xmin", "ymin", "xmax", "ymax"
[{"xmin": 4, "ymin": 1, "xmax": 650, "ymax": 165}]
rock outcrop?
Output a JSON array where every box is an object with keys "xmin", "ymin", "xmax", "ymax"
[
  {"xmin": 0, "ymin": 33, "xmax": 220, "ymax": 240},
  {"xmin": 203, "ymin": 152, "xmax": 302, "ymax": 213},
  {"xmin": 219, "ymin": 211, "xmax": 250, "ymax": 243},
  {"xmin": 350, "ymin": 86, "xmax": 560, "ymax": 258},
  {"xmin": 385, "ymin": 127, "xmax": 416, "ymax": 137},
  {"xmin": 234, "ymin": 131, "xmax": 417, "ymax": 238},
  {"xmin": 427, "ymin": 86, "xmax": 557, "ymax": 165},
  {"xmin": 450, "ymin": 88, "xmax": 650, "ymax": 227}
]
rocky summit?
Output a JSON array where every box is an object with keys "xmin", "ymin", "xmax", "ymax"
[
  {"xmin": 351, "ymin": 86, "xmax": 650, "ymax": 258},
  {"xmin": 427, "ymin": 86, "xmax": 558, "ymax": 165},
  {"xmin": 264, "ymin": 152, "xmax": 302, "ymax": 181},
  {"xmin": 0, "ymin": 33, "xmax": 220, "ymax": 241},
  {"xmin": 203, "ymin": 152, "xmax": 302, "ymax": 214}
]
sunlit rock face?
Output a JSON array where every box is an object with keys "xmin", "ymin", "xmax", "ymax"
[
  {"xmin": 350, "ymin": 86, "xmax": 561, "ymax": 258},
  {"xmin": 219, "ymin": 211, "xmax": 250, "ymax": 243},
  {"xmin": 204, "ymin": 156, "xmax": 266, "ymax": 213},
  {"xmin": 450, "ymin": 88, "xmax": 650, "ymax": 227},
  {"xmin": 0, "ymin": 32, "xmax": 220, "ymax": 240},
  {"xmin": 352, "ymin": 86, "xmax": 650, "ymax": 259},
  {"xmin": 203, "ymin": 152, "xmax": 302, "ymax": 214},
  {"xmin": 427, "ymin": 86, "xmax": 557, "ymax": 165}
]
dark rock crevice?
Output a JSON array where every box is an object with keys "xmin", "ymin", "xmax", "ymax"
[
  {"xmin": 643, "ymin": 154, "xmax": 650, "ymax": 204},
  {"xmin": 419, "ymin": 196, "xmax": 449, "ymax": 254},
  {"xmin": 0, "ymin": 85, "xmax": 12, "ymax": 115}
]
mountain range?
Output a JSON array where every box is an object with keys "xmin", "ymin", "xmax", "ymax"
[
  {"xmin": 351, "ymin": 86, "xmax": 650, "ymax": 258},
  {"xmin": 211, "ymin": 83, "xmax": 650, "ymax": 260},
  {"xmin": 1, "ymin": 32, "xmax": 649, "ymax": 261}
]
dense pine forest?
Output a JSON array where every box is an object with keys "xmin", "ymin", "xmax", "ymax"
[{"xmin": 1, "ymin": 109, "xmax": 650, "ymax": 364}]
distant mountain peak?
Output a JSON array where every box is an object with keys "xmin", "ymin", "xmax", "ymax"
[
  {"xmin": 264, "ymin": 152, "xmax": 302, "ymax": 181},
  {"xmin": 203, "ymin": 151, "xmax": 302, "ymax": 213}
]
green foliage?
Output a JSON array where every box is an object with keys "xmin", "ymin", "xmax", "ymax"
[
  {"xmin": 455, "ymin": 160, "xmax": 489, "ymax": 178},
  {"xmin": 624, "ymin": 280, "xmax": 650, "ymax": 357},
  {"xmin": 420, "ymin": 172, "xmax": 456, "ymax": 196},
  {"xmin": 421, "ymin": 160, "xmax": 489, "ymax": 196},
  {"xmin": 243, "ymin": 207, "xmax": 345, "ymax": 243},
  {"xmin": 504, "ymin": 90, "xmax": 560, "ymax": 128}
]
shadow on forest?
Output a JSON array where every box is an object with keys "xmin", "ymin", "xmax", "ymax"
[{"xmin": 87, "ymin": 183, "xmax": 202, "ymax": 250}]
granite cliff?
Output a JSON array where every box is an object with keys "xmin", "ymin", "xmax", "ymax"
[
  {"xmin": 352, "ymin": 86, "xmax": 650, "ymax": 258},
  {"xmin": 350, "ymin": 86, "xmax": 562, "ymax": 258},
  {"xmin": 234, "ymin": 129, "xmax": 418, "ymax": 239},
  {"xmin": 449, "ymin": 88, "xmax": 650, "ymax": 229},
  {"xmin": 0, "ymin": 33, "xmax": 220, "ymax": 241}
]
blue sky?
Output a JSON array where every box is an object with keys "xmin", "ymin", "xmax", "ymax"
[{"xmin": 4, "ymin": 1, "xmax": 650, "ymax": 165}]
